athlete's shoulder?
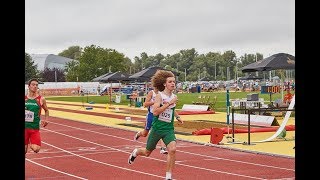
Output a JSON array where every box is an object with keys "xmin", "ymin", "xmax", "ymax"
[
  {"xmin": 146, "ymin": 90, "xmax": 153, "ymax": 97},
  {"xmin": 158, "ymin": 91, "xmax": 164, "ymax": 97},
  {"xmin": 37, "ymin": 95, "xmax": 47, "ymax": 105},
  {"xmin": 36, "ymin": 95, "xmax": 44, "ymax": 100},
  {"xmin": 25, "ymin": 95, "xmax": 29, "ymax": 102}
]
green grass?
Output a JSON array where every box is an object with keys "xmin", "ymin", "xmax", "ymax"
[{"xmin": 46, "ymin": 91, "xmax": 284, "ymax": 112}]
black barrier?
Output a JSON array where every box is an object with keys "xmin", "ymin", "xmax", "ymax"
[{"xmin": 230, "ymin": 107, "xmax": 295, "ymax": 145}]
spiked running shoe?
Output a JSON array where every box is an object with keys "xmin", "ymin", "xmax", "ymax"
[
  {"xmin": 128, "ymin": 148, "xmax": 137, "ymax": 164},
  {"xmin": 134, "ymin": 132, "xmax": 140, "ymax": 141},
  {"xmin": 160, "ymin": 147, "xmax": 168, "ymax": 154}
]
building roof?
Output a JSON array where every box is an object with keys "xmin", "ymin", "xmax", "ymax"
[{"xmin": 30, "ymin": 54, "xmax": 77, "ymax": 71}]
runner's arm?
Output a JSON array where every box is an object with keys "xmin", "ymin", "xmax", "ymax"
[
  {"xmin": 174, "ymin": 106, "xmax": 183, "ymax": 124},
  {"xmin": 40, "ymin": 97, "xmax": 49, "ymax": 127},
  {"xmin": 143, "ymin": 91, "xmax": 153, "ymax": 107}
]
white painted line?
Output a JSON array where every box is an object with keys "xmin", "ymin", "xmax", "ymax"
[
  {"xmin": 30, "ymin": 150, "xmax": 120, "ymax": 160},
  {"xmin": 48, "ymin": 121, "xmax": 295, "ymax": 171},
  {"xmin": 42, "ymin": 141, "xmax": 165, "ymax": 179},
  {"xmin": 42, "ymin": 128, "xmax": 275, "ymax": 179},
  {"xmin": 179, "ymin": 150, "xmax": 294, "ymax": 171},
  {"xmin": 26, "ymin": 158, "xmax": 88, "ymax": 180}
]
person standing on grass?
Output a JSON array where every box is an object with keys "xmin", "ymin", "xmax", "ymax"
[
  {"xmin": 128, "ymin": 70, "xmax": 183, "ymax": 180},
  {"xmin": 283, "ymin": 88, "xmax": 294, "ymax": 106},
  {"xmin": 25, "ymin": 78, "xmax": 49, "ymax": 154},
  {"xmin": 134, "ymin": 86, "xmax": 168, "ymax": 154}
]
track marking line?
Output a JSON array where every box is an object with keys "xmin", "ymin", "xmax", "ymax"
[
  {"xmin": 42, "ymin": 141, "xmax": 165, "ymax": 179},
  {"xmin": 48, "ymin": 121, "xmax": 295, "ymax": 171},
  {"xmin": 26, "ymin": 175, "xmax": 78, "ymax": 179},
  {"xmin": 26, "ymin": 158, "xmax": 88, "ymax": 180},
  {"xmin": 27, "ymin": 147, "xmax": 115, "ymax": 154},
  {"xmin": 29, "ymin": 150, "xmax": 124, "ymax": 160},
  {"xmin": 178, "ymin": 150, "xmax": 294, "ymax": 171},
  {"xmin": 42, "ymin": 128, "xmax": 275, "ymax": 179}
]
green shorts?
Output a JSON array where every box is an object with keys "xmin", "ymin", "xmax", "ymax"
[{"xmin": 146, "ymin": 128, "xmax": 176, "ymax": 151}]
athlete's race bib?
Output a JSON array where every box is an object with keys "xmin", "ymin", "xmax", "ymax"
[
  {"xmin": 158, "ymin": 108, "xmax": 173, "ymax": 123},
  {"xmin": 25, "ymin": 110, "xmax": 34, "ymax": 122}
]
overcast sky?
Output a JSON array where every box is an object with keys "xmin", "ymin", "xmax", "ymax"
[{"xmin": 25, "ymin": 0, "xmax": 295, "ymax": 60}]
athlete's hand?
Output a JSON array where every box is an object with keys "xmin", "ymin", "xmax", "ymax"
[
  {"xmin": 169, "ymin": 96, "xmax": 178, "ymax": 105},
  {"xmin": 41, "ymin": 120, "xmax": 48, "ymax": 127},
  {"xmin": 177, "ymin": 117, "xmax": 183, "ymax": 124}
]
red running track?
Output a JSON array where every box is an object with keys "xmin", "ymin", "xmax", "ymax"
[{"xmin": 25, "ymin": 116, "xmax": 295, "ymax": 180}]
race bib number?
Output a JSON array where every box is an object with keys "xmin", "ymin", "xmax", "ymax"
[
  {"xmin": 158, "ymin": 108, "xmax": 173, "ymax": 123},
  {"xmin": 25, "ymin": 110, "xmax": 34, "ymax": 122}
]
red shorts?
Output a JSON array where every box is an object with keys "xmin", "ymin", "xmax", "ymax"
[{"xmin": 25, "ymin": 129, "xmax": 41, "ymax": 146}]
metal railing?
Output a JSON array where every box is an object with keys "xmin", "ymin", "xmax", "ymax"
[{"xmin": 229, "ymin": 107, "xmax": 295, "ymax": 145}]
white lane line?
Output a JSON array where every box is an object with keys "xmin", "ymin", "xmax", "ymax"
[
  {"xmin": 43, "ymin": 128, "xmax": 268, "ymax": 179},
  {"xmin": 42, "ymin": 141, "xmax": 164, "ymax": 179},
  {"xmin": 26, "ymin": 158, "xmax": 88, "ymax": 180},
  {"xmin": 47, "ymin": 121, "xmax": 295, "ymax": 171},
  {"xmin": 27, "ymin": 175, "xmax": 80, "ymax": 179},
  {"xmin": 178, "ymin": 151, "xmax": 294, "ymax": 171},
  {"xmin": 29, "ymin": 150, "xmax": 120, "ymax": 160}
]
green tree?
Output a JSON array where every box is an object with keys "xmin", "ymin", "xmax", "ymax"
[
  {"xmin": 66, "ymin": 45, "xmax": 129, "ymax": 81},
  {"xmin": 205, "ymin": 52, "xmax": 221, "ymax": 80},
  {"xmin": 132, "ymin": 56, "xmax": 142, "ymax": 74},
  {"xmin": 133, "ymin": 52, "xmax": 149, "ymax": 72},
  {"xmin": 40, "ymin": 67, "xmax": 66, "ymax": 82},
  {"xmin": 159, "ymin": 48, "xmax": 198, "ymax": 81},
  {"xmin": 221, "ymin": 50, "xmax": 237, "ymax": 80},
  {"xmin": 65, "ymin": 60, "xmax": 80, "ymax": 81},
  {"xmin": 58, "ymin": 46, "xmax": 82, "ymax": 60},
  {"xmin": 139, "ymin": 53, "xmax": 164, "ymax": 68},
  {"xmin": 25, "ymin": 52, "xmax": 38, "ymax": 82},
  {"xmin": 122, "ymin": 57, "xmax": 134, "ymax": 74},
  {"xmin": 238, "ymin": 53, "xmax": 264, "ymax": 78},
  {"xmin": 238, "ymin": 53, "xmax": 257, "ymax": 67}
]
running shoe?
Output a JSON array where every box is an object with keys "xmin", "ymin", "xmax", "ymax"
[
  {"xmin": 160, "ymin": 147, "xmax": 168, "ymax": 154},
  {"xmin": 128, "ymin": 148, "xmax": 137, "ymax": 164},
  {"xmin": 134, "ymin": 132, "xmax": 140, "ymax": 141}
]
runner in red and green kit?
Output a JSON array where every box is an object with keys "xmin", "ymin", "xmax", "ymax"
[
  {"xmin": 128, "ymin": 70, "xmax": 183, "ymax": 180},
  {"xmin": 25, "ymin": 78, "xmax": 50, "ymax": 154}
]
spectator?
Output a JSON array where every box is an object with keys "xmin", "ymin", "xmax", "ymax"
[{"xmin": 283, "ymin": 88, "xmax": 294, "ymax": 105}]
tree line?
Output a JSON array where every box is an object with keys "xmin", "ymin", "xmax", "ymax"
[{"xmin": 25, "ymin": 45, "xmax": 292, "ymax": 82}]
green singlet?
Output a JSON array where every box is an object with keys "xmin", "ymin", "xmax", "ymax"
[{"xmin": 25, "ymin": 98, "xmax": 41, "ymax": 129}]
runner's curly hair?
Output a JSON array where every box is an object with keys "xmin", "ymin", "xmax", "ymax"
[{"xmin": 151, "ymin": 70, "xmax": 175, "ymax": 91}]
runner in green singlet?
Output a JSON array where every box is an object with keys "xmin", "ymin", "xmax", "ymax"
[
  {"xmin": 128, "ymin": 70, "xmax": 183, "ymax": 180},
  {"xmin": 25, "ymin": 78, "xmax": 50, "ymax": 154}
]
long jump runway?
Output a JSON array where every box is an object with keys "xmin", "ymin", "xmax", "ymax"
[{"xmin": 25, "ymin": 116, "xmax": 295, "ymax": 180}]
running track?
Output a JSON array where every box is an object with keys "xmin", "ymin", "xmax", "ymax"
[{"xmin": 25, "ymin": 116, "xmax": 295, "ymax": 180}]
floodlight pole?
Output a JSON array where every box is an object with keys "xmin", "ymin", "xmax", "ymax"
[
  {"xmin": 55, "ymin": 70, "xmax": 58, "ymax": 95},
  {"xmin": 255, "ymin": 54, "xmax": 258, "ymax": 77},
  {"xmin": 54, "ymin": 70, "xmax": 57, "ymax": 82},
  {"xmin": 215, "ymin": 61, "xmax": 217, "ymax": 80},
  {"xmin": 226, "ymin": 82, "xmax": 231, "ymax": 139}
]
